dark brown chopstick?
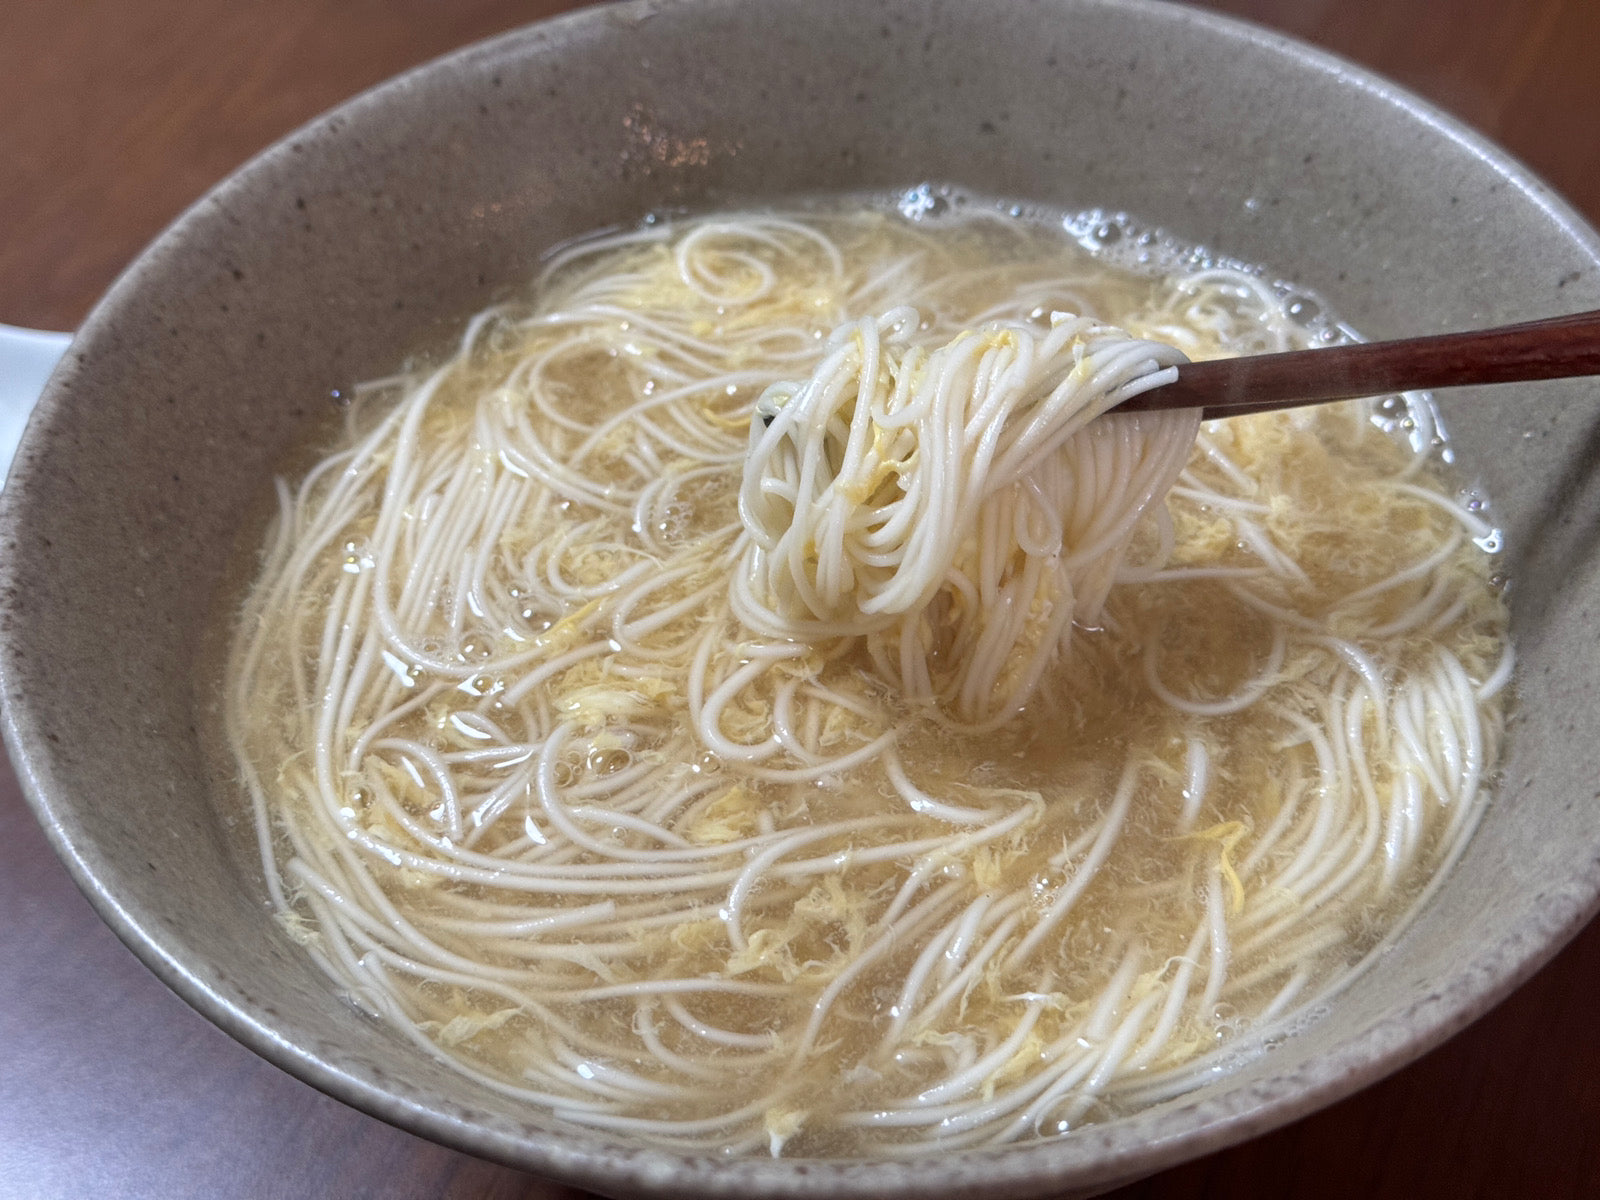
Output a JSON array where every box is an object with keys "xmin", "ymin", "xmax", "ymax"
[{"xmin": 1112, "ymin": 307, "xmax": 1600, "ymax": 420}]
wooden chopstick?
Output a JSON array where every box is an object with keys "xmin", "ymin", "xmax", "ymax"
[{"xmin": 1111, "ymin": 308, "xmax": 1600, "ymax": 420}]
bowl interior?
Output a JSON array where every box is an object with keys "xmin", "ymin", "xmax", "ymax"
[{"xmin": 5, "ymin": 1, "xmax": 1600, "ymax": 1197}]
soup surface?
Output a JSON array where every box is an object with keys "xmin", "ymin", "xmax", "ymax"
[{"xmin": 221, "ymin": 192, "xmax": 1509, "ymax": 1157}]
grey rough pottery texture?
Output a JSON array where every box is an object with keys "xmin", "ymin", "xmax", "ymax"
[{"xmin": 3, "ymin": 0, "xmax": 1600, "ymax": 1197}]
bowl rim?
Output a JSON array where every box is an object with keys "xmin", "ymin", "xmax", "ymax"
[{"xmin": 6, "ymin": 0, "xmax": 1600, "ymax": 1195}]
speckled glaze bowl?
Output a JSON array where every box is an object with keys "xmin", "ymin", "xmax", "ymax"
[{"xmin": 4, "ymin": 1, "xmax": 1599, "ymax": 1196}]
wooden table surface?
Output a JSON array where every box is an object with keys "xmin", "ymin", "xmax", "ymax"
[{"xmin": 4, "ymin": 2, "xmax": 1599, "ymax": 1197}]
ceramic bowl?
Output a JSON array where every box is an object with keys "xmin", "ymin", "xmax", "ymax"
[{"xmin": 4, "ymin": 1, "xmax": 1600, "ymax": 1196}]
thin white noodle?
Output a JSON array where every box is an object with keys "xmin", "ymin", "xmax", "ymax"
[{"xmin": 225, "ymin": 204, "xmax": 1509, "ymax": 1158}]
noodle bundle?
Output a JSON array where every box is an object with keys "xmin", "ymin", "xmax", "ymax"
[{"xmin": 737, "ymin": 308, "xmax": 1198, "ymax": 723}]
